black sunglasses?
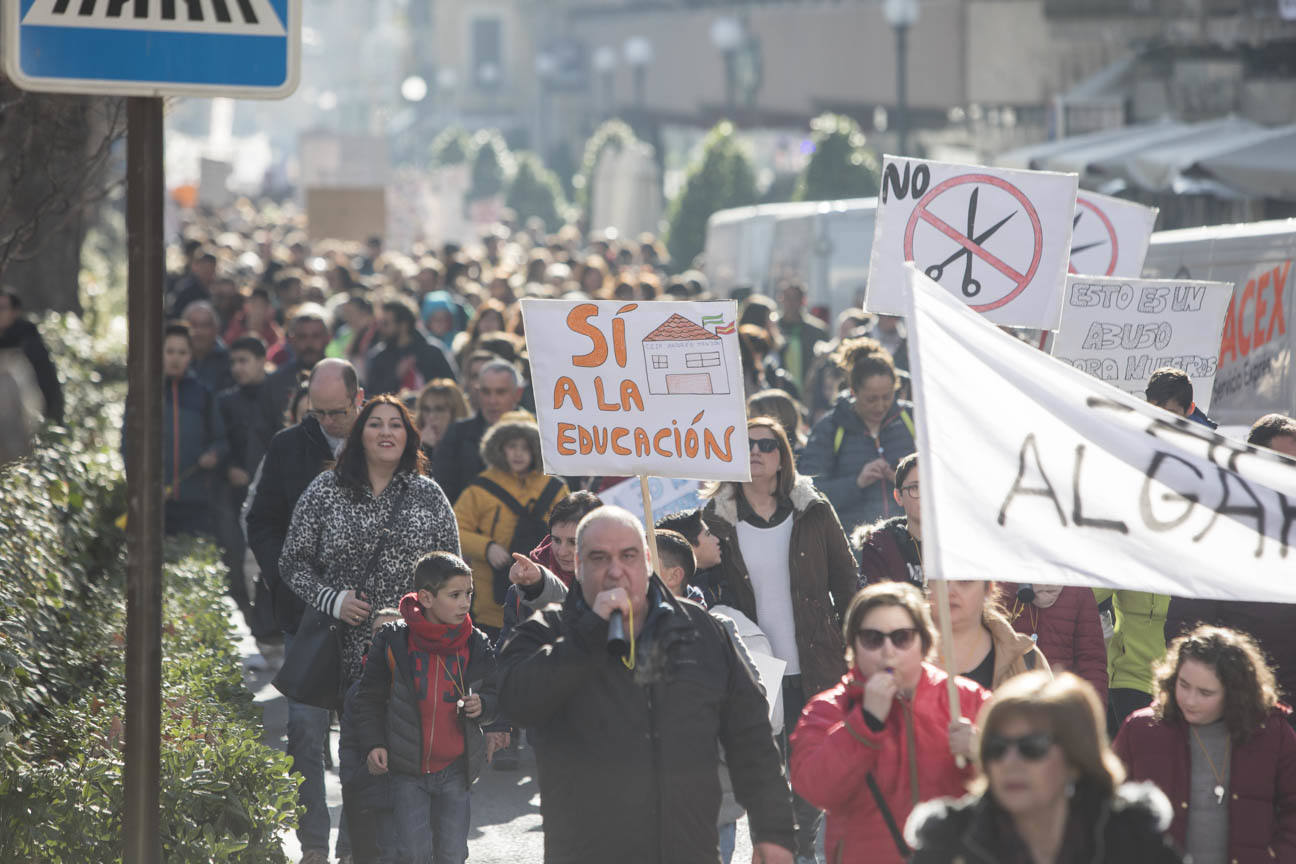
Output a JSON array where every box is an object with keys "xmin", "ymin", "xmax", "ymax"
[
  {"xmin": 749, "ymin": 438, "xmax": 779, "ymax": 453},
  {"xmin": 983, "ymin": 732, "xmax": 1055, "ymax": 762},
  {"xmin": 854, "ymin": 627, "xmax": 919, "ymax": 651}
]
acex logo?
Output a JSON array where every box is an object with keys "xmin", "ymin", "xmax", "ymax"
[{"xmin": 1219, "ymin": 260, "xmax": 1289, "ymax": 363}]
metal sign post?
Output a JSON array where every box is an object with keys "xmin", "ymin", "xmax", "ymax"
[
  {"xmin": 2, "ymin": 4, "xmax": 301, "ymax": 859},
  {"xmin": 123, "ymin": 94, "xmax": 165, "ymax": 864}
]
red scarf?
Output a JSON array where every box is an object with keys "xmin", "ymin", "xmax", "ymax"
[
  {"xmin": 398, "ymin": 592, "xmax": 473, "ymax": 773},
  {"xmin": 400, "ymin": 592, "xmax": 473, "ymax": 655}
]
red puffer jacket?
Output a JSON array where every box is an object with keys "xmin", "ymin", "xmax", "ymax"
[
  {"xmin": 1114, "ymin": 705, "xmax": 1296, "ymax": 864},
  {"xmin": 790, "ymin": 662, "xmax": 989, "ymax": 864},
  {"xmin": 999, "ymin": 583, "xmax": 1108, "ymax": 709}
]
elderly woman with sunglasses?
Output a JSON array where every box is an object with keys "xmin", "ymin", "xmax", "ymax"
[
  {"xmin": 789, "ymin": 582, "xmax": 988, "ymax": 864},
  {"xmin": 907, "ymin": 672, "xmax": 1183, "ymax": 864}
]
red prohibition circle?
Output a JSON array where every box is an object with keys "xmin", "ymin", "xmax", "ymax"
[
  {"xmin": 1068, "ymin": 197, "xmax": 1120, "ymax": 277},
  {"xmin": 903, "ymin": 173, "xmax": 1044, "ymax": 312}
]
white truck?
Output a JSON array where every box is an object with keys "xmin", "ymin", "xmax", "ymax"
[
  {"xmin": 703, "ymin": 198, "xmax": 877, "ymax": 322},
  {"xmin": 1142, "ymin": 218, "xmax": 1296, "ymax": 428}
]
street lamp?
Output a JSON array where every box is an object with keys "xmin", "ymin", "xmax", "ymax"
[
  {"xmin": 592, "ymin": 46, "xmax": 617, "ymax": 117},
  {"xmin": 883, "ymin": 0, "xmax": 918, "ymax": 156},
  {"xmin": 623, "ymin": 36, "xmax": 653, "ymax": 109},
  {"xmin": 709, "ymin": 16, "xmax": 743, "ymax": 115}
]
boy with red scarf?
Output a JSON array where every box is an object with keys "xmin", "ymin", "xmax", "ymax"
[{"xmin": 354, "ymin": 551, "xmax": 501, "ymax": 864}]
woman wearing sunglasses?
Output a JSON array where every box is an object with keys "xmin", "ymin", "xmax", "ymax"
[
  {"xmin": 1113, "ymin": 625, "xmax": 1296, "ymax": 864},
  {"xmin": 703, "ymin": 416, "xmax": 858, "ymax": 861},
  {"xmin": 907, "ymin": 672, "xmax": 1183, "ymax": 864},
  {"xmin": 790, "ymin": 582, "xmax": 988, "ymax": 864}
]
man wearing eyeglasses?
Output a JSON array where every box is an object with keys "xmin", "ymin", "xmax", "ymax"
[
  {"xmin": 855, "ymin": 453, "xmax": 923, "ymax": 589},
  {"xmin": 245, "ymin": 358, "xmax": 364, "ymax": 864}
]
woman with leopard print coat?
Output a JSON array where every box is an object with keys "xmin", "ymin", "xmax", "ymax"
[{"xmin": 281, "ymin": 395, "xmax": 460, "ymax": 685}]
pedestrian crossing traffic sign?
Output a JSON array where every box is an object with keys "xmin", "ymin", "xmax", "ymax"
[{"xmin": 3, "ymin": 0, "xmax": 300, "ymax": 98}]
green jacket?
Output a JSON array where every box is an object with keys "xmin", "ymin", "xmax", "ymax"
[{"xmin": 1093, "ymin": 590, "xmax": 1169, "ymax": 694}]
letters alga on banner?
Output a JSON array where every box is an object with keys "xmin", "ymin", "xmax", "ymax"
[
  {"xmin": 521, "ymin": 299, "xmax": 751, "ymax": 483},
  {"xmin": 904, "ymin": 264, "xmax": 1296, "ymax": 602}
]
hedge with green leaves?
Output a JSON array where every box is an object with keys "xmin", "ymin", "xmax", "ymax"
[
  {"xmin": 506, "ymin": 152, "xmax": 568, "ymax": 233},
  {"xmin": 467, "ymin": 129, "xmax": 515, "ymax": 202},
  {"xmin": 795, "ymin": 113, "xmax": 880, "ymax": 202},
  {"xmin": 0, "ymin": 315, "xmax": 298, "ymax": 862},
  {"xmin": 665, "ymin": 121, "xmax": 757, "ymax": 271}
]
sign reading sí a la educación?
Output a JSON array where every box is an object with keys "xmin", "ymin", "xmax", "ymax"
[{"xmin": 521, "ymin": 299, "xmax": 751, "ymax": 482}]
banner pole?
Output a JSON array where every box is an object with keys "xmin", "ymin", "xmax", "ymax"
[
  {"xmin": 639, "ymin": 475, "xmax": 660, "ymax": 572},
  {"xmin": 929, "ymin": 578, "xmax": 966, "ymax": 768}
]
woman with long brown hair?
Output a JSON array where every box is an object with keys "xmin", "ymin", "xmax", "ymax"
[
  {"xmin": 281, "ymin": 394, "xmax": 461, "ymax": 686},
  {"xmin": 908, "ymin": 672, "xmax": 1183, "ymax": 864},
  {"xmin": 1114, "ymin": 625, "xmax": 1296, "ymax": 864},
  {"xmin": 702, "ymin": 415, "xmax": 857, "ymax": 861}
]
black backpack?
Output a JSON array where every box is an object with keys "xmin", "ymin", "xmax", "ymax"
[{"xmin": 467, "ymin": 476, "xmax": 565, "ymax": 604}]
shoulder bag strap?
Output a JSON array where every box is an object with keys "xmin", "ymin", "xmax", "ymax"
[
  {"xmin": 355, "ymin": 480, "xmax": 413, "ymax": 594},
  {"xmin": 466, "ymin": 476, "xmax": 526, "ymax": 518},
  {"xmin": 532, "ymin": 478, "xmax": 563, "ymax": 516},
  {"xmin": 866, "ymin": 771, "xmax": 912, "ymax": 858}
]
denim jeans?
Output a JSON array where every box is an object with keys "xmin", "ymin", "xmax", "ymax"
[
  {"xmin": 284, "ymin": 632, "xmax": 332, "ymax": 853},
  {"xmin": 718, "ymin": 821, "xmax": 737, "ymax": 864},
  {"xmin": 390, "ymin": 761, "xmax": 471, "ymax": 864}
]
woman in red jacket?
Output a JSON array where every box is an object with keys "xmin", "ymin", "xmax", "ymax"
[
  {"xmin": 1114, "ymin": 625, "xmax": 1296, "ymax": 864},
  {"xmin": 790, "ymin": 582, "xmax": 988, "ymax": 864}
]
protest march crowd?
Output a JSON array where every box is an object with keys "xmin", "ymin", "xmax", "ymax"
[{"xmin": 9, "ymin": 199, "xmax": 1296, "ymax": 864}]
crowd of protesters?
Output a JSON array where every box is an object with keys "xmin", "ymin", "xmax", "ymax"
[{"xmin": 8, "ymin": 204, "xmax": 1291, "ymax": 864}]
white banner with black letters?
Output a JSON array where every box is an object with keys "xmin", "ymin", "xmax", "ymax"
[{"xmin": 905, "ymin": 264, "xmax": 1296, "ymax": 599}]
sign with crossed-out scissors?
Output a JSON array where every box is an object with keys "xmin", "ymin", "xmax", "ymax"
[{"xmin": 866, "ymin": 156, "xmax": 1078, "ymax": 329}]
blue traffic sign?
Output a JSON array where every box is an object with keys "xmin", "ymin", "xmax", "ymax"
[{"xmin": 3, "ymin": 0, "xmax": 300, "ymax": 98}]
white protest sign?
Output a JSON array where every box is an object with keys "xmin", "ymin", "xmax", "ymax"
[
  {"xmin": 1051, "ymin": 276, "xmax": 1234, "ymax": 413},
  {"xmin": 905, "ymin": 264, "xmax": 1296, "ymax": 598},
  {"xmin": 866, "ymin": 155, "xmax": 1078, "ymax": 328},
  {"xmin": 521, "ymin": 299, "xmax": 751, "ymax": 482},
  {"xmin": 1069, "ymin": 192, "xmax": 1159, "ymax": 279},
  {"xmin": 598, "ymin": 476, "xmax": 704, "ymax": 523}
]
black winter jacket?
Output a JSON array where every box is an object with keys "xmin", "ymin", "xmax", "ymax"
[
  {"xmin": 353, "ymin": 622, "xmax": 497, "ymax": 786},
  {"xmin": 0, "ymin": 318, "xmax": 62, "ymax": 423},
  {"xmin": 244, "ymin": 415, "xmax": 334, "ymax": 633},
  {"xmin": 219, "ymin": 381, "xmax": 275, "ymax": 476},
  {"xmin": 497, "ymin": 577, "xmax": 795, "ymax": 864},
  {"xmin": 906, "ymin": 781, "xmax": 1184, "ymax": 864},
  {"xmin": 431, "ymin": 414, "xmax": 487, "ymax": 504},
  {"xmin": 364, "ymin": 332, "xmax": 457, "ymax": 397}
]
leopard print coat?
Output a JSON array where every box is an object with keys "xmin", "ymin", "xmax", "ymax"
[{"xmin": 280, "ymin": 469, "xmax": 460, "ymax": 684}]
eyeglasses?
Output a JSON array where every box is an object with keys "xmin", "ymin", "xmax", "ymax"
[
  {"xmin": 749, "ymin": 438, "xmax": 779, "ymax": 454},
  {"xmin": 900, "ymin": 483, "xmax": 920, "ymax": 500},
  {"xmin": 983, "ymin": 732, "xmax": 1055, "ymax": 763},
  {"xmin": 854, "ymin": 627, "xmax": 919, "ymax": 651},
  {"xmin": 308, "ymin": 407, "xmax": 352, "ymax": 420}
]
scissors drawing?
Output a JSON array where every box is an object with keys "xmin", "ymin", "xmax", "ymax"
[{"xmin": 924, "ymin": 187, "xmax": 1015, "ymax": 297}]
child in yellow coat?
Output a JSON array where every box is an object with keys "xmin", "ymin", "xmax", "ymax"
[{"xmin": 453, "ymin": 411, "xmax": 568, "ymax": 634}]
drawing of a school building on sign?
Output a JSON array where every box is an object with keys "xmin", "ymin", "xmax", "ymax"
[{"xmin": 642, "ymin": 314, "xmax": 732, "ymax": 395}]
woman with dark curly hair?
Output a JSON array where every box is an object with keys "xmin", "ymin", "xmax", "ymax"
[
  {"xmin": 1114, "ymin": 625, "xmax": 1296, "ymax": 864},
  {"xmin": 281, "ymin": 394, "xmax": 461, "ymax": 686}
]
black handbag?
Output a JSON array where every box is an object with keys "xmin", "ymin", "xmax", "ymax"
[{"xmin": 273, "ymin": 483, "xmax": 411, "ymax": 710}]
